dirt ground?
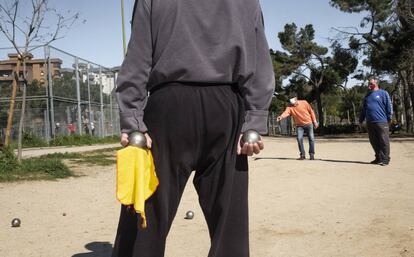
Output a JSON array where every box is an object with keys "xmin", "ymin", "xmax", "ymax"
[{"xmin": 1, "ymin": 137, "xmax": 414, "ymax": 257}]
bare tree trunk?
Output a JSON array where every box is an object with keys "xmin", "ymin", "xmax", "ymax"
[
  {"xmin": 352, "ymin": 102, "xmax": 357, "ymax": 125},
  {"xmin": 393, "ymin": 82, "xmax": 401, "ymax": 124},
  {"xmin": 401, "ymin": 72, "xmax": 413, "ymax": 132},
  {"xmin": 4, "ymin": 59, "xmax": 21, "ymax": 146},
  {"xmin": 408, "ymin": 99, "xmax": 414, "ymax": 133},
  {"xmin": 408, "ymin": 68, "xmax": 414, "ymax": 133},
  {"xmin": 399, "ymin": 71, "xmax": 414, "ymax": 133},
  {"xmin": 17, "ymin": 58, "xmax": 27, "ymax": 162},
  {"xmin": 315, "ymin": 86, "xmax": 325, "ymax": 134},
  {"xmin": 347, "ymin": 109, "xmax": 350, "ymax": 124},
  {"xmin": 399, "ymin": 79, "xmax": 405, "ymax": 126}
]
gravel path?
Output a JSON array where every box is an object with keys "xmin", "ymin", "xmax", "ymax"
[{"xmin": 17, "ymin": 143, "xmax": 120, "ymax": 158}]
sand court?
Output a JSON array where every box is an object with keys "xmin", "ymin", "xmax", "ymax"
[{"xmin": 1, "ymin": 137, "xmax": 413, "ymax": 257}]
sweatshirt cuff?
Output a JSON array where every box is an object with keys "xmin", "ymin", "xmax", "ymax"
[
  {"xmin": 119, "ymin": 110, "xmax": 148, "ymax": 134},
  {"xmin": 241, "ymin": 110, "xmax": 269, "ymax": 135}
]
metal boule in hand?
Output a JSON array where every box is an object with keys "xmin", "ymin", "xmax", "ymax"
[
  {"xmin": 11, "ymin": 218, "xmax": 21, "ymax": 228},
  {"xmin": 185, "ymin": 211, "xmax": 194, "ymax": 220},
  {"xmin": 241, "ymin": 130, "xmax": 260, "ymax": 144},
  {"xmin": 128, "ymin": 131, "xmax": 147, "ymax": 148}
]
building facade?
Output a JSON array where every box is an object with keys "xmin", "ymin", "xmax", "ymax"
[{"xmin": 0, "ymin": 53, "xmax": 62, "ymax": 85}]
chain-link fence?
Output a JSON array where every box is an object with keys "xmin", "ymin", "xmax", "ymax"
[{"xmin": 0, "ymin": 45, "xmax": 119, "ymax": 142}]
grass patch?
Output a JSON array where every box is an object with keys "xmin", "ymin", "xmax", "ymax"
[
  {"xmin": 45, "ymin": 147, "xmax": 120, "ymax": 166},
  {"xmin": 20, "ymin": 157, "xmax": 72, "ymax": 179},
  {"xmin": 44, "ymin": 152, "xmax": 84, "ymax": 159},
  {"xmin": 0, "ymin": 148, "xmax": 73, "ymax": 182},
  {"xmin": 71, "ymin": 154, "xmax": 116, "ymax": 166},
  {"xmin": 45, "ymin": 148, "xmax": 119, "ymax": 167},
  {"xmin": 0, "ymin": 147, "xmax": 120, "ymax": 182}
]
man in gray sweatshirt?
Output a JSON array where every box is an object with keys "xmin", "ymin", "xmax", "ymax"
[{"xmin": 112, "ymin": 0, "xmax": 274, "ymax": 256}]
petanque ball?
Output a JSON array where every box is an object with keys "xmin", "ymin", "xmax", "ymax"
[
  {"xmin": 128, "ymin": 131, "xmax": 147, "ymax": 148},
  {"xmin": 241, "ymin": 130, "xmax": 260, "ymax": 144},
  {"xmin": 185, "ymin": 211, "xmax": 194, "ymax": 220},
  {"xmin": 11, "ymin": 218, "xmax": 21, "ymax": 228}
]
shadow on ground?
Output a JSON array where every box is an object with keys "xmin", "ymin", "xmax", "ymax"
[
  {"xmin": 254, "ymin": 157, "xmax": 370, "ymax": 165},
  {"xmin": 72, "ymin": 242, "xmax": 112, "ymax": 257}
]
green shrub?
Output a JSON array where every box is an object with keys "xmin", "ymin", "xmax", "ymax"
[
  {"xmin": 49, "ymin": 135, "xmax": 118, "ymax": 146},
  {"xmin": 22, "ymin": 131, "xmax": 48, "ymax": 147},
  {"xmin": 0, "ymin": 146, "xmax": 18, "ymax": 173},
  {"xmin": 319, "ymin": 124, "xmax": 366, "ymax": 134}
]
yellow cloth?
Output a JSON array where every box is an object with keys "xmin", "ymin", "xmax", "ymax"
[{"xmin": 116, "ymin": 146, "xmax": 159, "ymax": 228}]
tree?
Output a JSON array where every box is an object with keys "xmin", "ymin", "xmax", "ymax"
[
  {"xmin": 339, "ymin": 85, "xmax": 366, "ymax": 124},
  {"xmin": 0, "ymin": 0, "xmax": 80, "ymax": 161},
  {"xmin": 273, "ymin": 23, "xmax": 357, "ymax": 132},
  {"xmin": 330, "ymin": 0, "xmax": 414, "ymax": 132}
]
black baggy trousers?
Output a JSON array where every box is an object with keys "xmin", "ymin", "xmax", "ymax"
[
  {"xmin": 367, "ymin": 122, "xmax": 391, "ymax": 163},
  {"xmin": 112, "ymin": 83, "xmax": 249, "ymax": 257}
]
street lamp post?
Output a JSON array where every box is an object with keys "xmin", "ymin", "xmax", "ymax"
[
  {"xmin": 86, "ymin": 63, "xmax": 92, "ymax": 133},
  {"xmin": 120, "ymin": 0, "xmax": 127, "ymax": 57}
]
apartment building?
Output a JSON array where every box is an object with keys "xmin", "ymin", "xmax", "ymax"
[{"xmin": 0, "ymin": 53, "xmax": 62, "ymax": 85}]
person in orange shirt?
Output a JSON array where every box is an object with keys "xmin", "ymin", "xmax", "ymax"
[{"xmin": 277, "ymin": 93, "xmax": 319, "ymax": 160}]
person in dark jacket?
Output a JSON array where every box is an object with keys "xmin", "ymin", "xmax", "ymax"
[
  {"xmin": 359, "ymin": 78, "xmax": 393, "ymax": 166},
  {"xmin": 112, "ymin": 0, "xmax": 275, "ymax": 256}
]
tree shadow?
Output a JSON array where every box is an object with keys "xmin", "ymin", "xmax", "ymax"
[
  {"xmin": 318, "ymin": 159, "xmax": 370, "ymax": 165},
  {"xmin": 72, "ymin": 241, "xmax": 113, "ymax": 257},
  {"xmin": 254, "ymin": 157, "xmax": 298, "ymax": 161},
  {"xmin": 254, "ymin": 157, "xmax": 370, "ymax": 165}
]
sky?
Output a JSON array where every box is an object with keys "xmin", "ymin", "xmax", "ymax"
[{"xmin": 0, "ymin": 0, "xmax": 367, "ymax": 69}]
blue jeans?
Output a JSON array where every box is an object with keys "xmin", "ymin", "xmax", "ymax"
[{"xmin": 297, "ymin": 124, "xmax": 315, "ymax": 157}]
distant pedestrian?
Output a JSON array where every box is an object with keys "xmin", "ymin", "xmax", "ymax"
[
  {"xmin": 277, "ymin": 93, "xmax": 319, "ymax": 160},
  {"xmin": 390, "ymin": 120, "xmax": 401, "ymax": 135},
  {"xmin": 90, "ymin": 122, "xmax": 95, "ymax": 136},
  {"xmin": 84, "ymin": 123, "xmax": 89, "ymax": 135},
  {"xmin": 55, "ymin": 122, "xmax": 60, "ymax": 135},
  {"xmin": 83, "ymin": 118, "xmax": 90, "ymax": 135},
  {"xmin": 359, "ymin": 78, "xmax": 392, "ymax": 166},
  {"xmin": 67, "ymin": 123, "xmax": 76, "ymax": 135}
]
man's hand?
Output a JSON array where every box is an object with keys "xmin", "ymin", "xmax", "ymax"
[
  {"xmin": 237, "ymin": 134, "xmax": 264, "ymax": 156},
  {"xmin": 120, "ymin": 133, "xmax": 129, "ymax": 147},
  {"xmin": 276, "ymin": 116, "xmax": 282, "ymax": 122},
  {"xmin": 144, "ymin": 133, "xmax": 152, "ymax": 148},
  {"xmin": 120, "ymin": 132, "xmax": 153, "ymax": 148},
  {"xmin": 313, "ymin": 121, "xmax": 319, "ymax": 129}
]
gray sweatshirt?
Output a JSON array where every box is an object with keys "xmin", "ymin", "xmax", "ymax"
[{"xmin": 116, "ymin": 0, "xmax": 275, "ymax": 134}]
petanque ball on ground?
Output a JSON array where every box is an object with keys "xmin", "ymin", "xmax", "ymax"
[
  {"xmin": 128, "ymin": 131, "xmax": 147, "ymax": 148},
  {"xmin": 185, "ymin": 211, "xmax": 194, "ymax": 220},
  {"xmin": 241, "ymin": 130, "xmax": 260, "ymax": 144},
  {"xmin": 11, "ymin": 218, "xmax": 21, "ymax": 228}
]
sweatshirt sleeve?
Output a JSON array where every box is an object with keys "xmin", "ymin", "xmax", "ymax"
[
  {"xmin": 116, "ymin": 0, "xmax": 153, "ymax": 134},
  {"xmin": 384, "ymin": 91, "xmax": 393, "ymax": 121},
  {"xmin": 280, "ymin": 107, "xmax": 291, "ymax": 119},
  {"xmin": 241, "ymin": 5, "xmax": 275, "ymax": 135}
]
